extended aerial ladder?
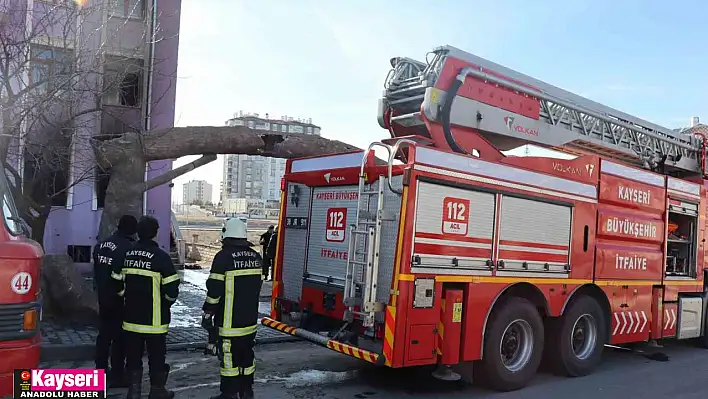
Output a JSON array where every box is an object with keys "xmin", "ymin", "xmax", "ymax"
[
  {"xmin": 341, "ymin": 45, "xmax": 708, "ymax": 329},
  {"xmin": 340, "ymin": 45, "xmax": 708, "ymax": 330},
  {"xmin": 377, "ymin": 45, "xmax": 707, "ymax": 176}
]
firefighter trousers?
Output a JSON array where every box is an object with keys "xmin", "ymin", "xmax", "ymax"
[
  {"xmin": 124, "ymin": 331, "xmax": 165, "ymax": 374},
  {"xmin": 95, "ymin": 303, "xmax": 125, "ymax": 375},
  {"xmin": 219, "ymin": 334, "xmax": 256, "ymax": 396},
  {"xmin": 261, "ymin": 256, "xmax": 271, "ymax": 279}
]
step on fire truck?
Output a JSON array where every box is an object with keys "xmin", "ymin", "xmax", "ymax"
[
  {"xmin": 261, "ymin": 45, "xmax": 708, "ymax": 391},
  {"xmin": 0, "ymin": 165, "xmax": 43, "ymax": 397}
]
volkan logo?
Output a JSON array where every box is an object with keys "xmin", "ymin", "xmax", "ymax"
[
  {"xmin": 504, "ymin": 116, "xmax": 539, "ymax": 137},
  {"xmin": 585, "ymin": 164, "xmax": 595, "ymax": 177},
  {"xmin": 504, "ymin": 116, "xmax": 515, "ymax": 130},
  {"xmin": 323, "ymin": 173, "xmax": 344, "ymax": 184}
]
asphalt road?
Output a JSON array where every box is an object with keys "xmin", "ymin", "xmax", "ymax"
[{"xmin": 39, "ymin": 340, "xmax": 708, "ymax": 398}]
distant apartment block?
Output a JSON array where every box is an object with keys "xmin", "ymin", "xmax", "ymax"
[
  {"xmin": 182, "ymin": 180, "xmax": 213, "ymax": 205},
  {"xmin": 222, "ymin": 111, "xmax": 321, "ymax": 203}
]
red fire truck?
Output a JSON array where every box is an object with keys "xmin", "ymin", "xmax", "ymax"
[
  {"xmin": 0, "ymin": 166, "xmax": 43, "ymax": 397},
  {"xmin": 261, "ymin": 45, "xmax": 708, "ymax": 391}
]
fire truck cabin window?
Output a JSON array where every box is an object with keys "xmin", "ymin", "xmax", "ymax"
[{"xmin": 666, "ymin": 201, "xmax": 698, "ymax": 278}]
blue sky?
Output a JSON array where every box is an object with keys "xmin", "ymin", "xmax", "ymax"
[{"xmin": 172, "ymin": 0, "xmax": 708, "ymax": 203}]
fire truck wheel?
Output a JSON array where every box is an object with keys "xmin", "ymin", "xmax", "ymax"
[
  {"xmin": 475, "ymin": 297, "xmax": 544, "ymax": 392},
  {"xmin": 546, "ymin": 295, "xmax": 604, "ymax": 377}
]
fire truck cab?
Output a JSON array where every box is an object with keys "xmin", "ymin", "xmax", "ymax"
[
  {"xmin": 0, "ymin": 166, "xmax": 43, "ymax": 397},
  {"xmin": 262, "ymin": 45, "xmax": 708, "ymax": 391}
]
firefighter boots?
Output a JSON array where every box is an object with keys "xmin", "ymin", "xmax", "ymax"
[
  {"xmin": 125, "ymin": 368, "xmax": 142, "ymax": 399},
  {"xmin": 106, "ymin": 367, "xmax": 129, "ymax": 389},
  {"xmin": 148, "ymin": 364, "xmax": 175, "ymax": 399},
  {"xmin": 209, "ymin": 394, "xmax": 240, "ymax": 399}
]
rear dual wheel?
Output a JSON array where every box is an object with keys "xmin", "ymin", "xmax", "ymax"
[
  {"xmin": 545, "ymin": 296, "xmax": 605, "ymax": 377},
  {"xmin": 476, "ymin": 297, "xmax": 544, "ymax": 391}
]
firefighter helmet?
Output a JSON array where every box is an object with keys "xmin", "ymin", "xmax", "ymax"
[{"xmin": 222, "ymin": 216, "xmax": 249, "ymax": 240}]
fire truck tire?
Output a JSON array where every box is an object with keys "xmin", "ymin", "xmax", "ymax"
[
  {"xmin": 546, "ymin": 296, "xmax": 605, "ymax": 377},
  {"xmin": 475, "ymin": 297, "xmax": 544, "ymax": 392}
]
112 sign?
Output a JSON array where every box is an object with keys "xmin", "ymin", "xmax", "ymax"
[
  {"xmin": 442, "ymin": 197, "xmax": 470, "ymax": 236},
  {"xmin": 326, "ymin": 207, "xmax": 347, "ymax": 242}
]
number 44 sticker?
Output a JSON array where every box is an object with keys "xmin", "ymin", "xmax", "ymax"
[
  {"xmin": 11, "ymin": 272, "xmax": 32, "ymax": 295},
  {"xmin": 442, "ymin": 197, "xmax": 470, "ymax": 236}
]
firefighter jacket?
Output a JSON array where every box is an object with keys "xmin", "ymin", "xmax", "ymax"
[
  {"xmin": 93, "ymin": 231, "xmax": 134, "ymax": 307},
  {"xmin": 202, "ymin": 238, "xmax": 263, "ymax": 338},
  {"xmin": 111, "ymin": 239, "xmax": 180, "ymax": 334}
]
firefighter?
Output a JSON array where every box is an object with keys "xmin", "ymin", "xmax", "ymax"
[
  {"xmin": 112, "ymin": 216, "xmax": 180, "ymax": 399},
  {"xmin": 93, "ymin": 215, "xmax": 137, "ymax": 388},
  {"xmin": 265, "ymin": 226, "xmax": 278, "ymax": 281},
  {"xmin": 259, "ymin": 225, "xmax": 274, "ymax": 280},
  {"xmin": 203, "ymin": 216, "xmax": 263, "ymax": 399}
]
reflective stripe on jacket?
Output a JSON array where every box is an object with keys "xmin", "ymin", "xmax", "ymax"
[
  {"xmin": 202, "ymin": 238, "xmax": 263, "ymax": 337},
  {"xmin": 112, "ymin": 239, "xmax": 180, "ymax": 334}
]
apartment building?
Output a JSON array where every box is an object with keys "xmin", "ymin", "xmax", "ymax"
[
  {"xmin": 182, "ymin": 180, "xmax": 213, "ymax": 205},
  {"xmin": 222, "ymin": 111, "xmax": 321, "ymax": 203},
  {"xmin": 1, "ymin": 0, "xmax": 182, "ymax": 266}
]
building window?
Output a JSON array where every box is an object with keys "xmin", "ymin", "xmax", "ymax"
[
  {"xmin": 110, "ymin": 0, "xmax": 145, "ymax": 19},
  {"xmin": 30, "ymin": 46, "xmax": 74, "ymax": 94},
  {"xmin": 307, "ymin": 126, "xmax": 313, "ymax": 134},
  {"xmin": 271, "ymin": 124, "xmax": 278, "ymax": 132},
  {"xmin": 22, "ymin": 142, "xmax": 70, "ymax": 207},
  {"xmin": 103, "ymin": 56, "xmax": 143, "ymax": 107},
  {"xmin": 281, "ymin": 125, "xmax": 287, "ymax": 133},
  {"xmin": 248, "ymin": 121, "xmax": 254, "ymax": 129},
  {"xmin": 68, "ymin": 245, "xmax": 91, "ymax": 263},
  {"xmin": 289, "ymin": 125, "xmax": 304, "ymax": 133},
  {"xmin": 313, "ymin": 127, "xmax": 321, "ymax": 135},
  {"xmin": 95, "ymin": 167, "xmax": 111, "ymax": 208}
]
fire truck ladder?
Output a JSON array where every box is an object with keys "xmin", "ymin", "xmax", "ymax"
[
  {"xmin": 343, "ymin": 143, "xmax": 396, "ymax": 328},
  {"xmin": 379, "ymin": 45, "xmax": 706, "ymax": 176}
]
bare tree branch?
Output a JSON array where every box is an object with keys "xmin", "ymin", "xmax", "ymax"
[{"xmin": 142, "ymin": 154, "xmax": 217, "ymax": 191}]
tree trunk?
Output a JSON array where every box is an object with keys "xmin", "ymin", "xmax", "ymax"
[
  {"xmin": 93, "ymin": 126, "xmax": 359, "ymax": 240},
  {"xmin": 28, "ymin": 213, "xmax": 48, "ymax": 247},
  {"xmin": 97, "ymin": 157, "xmax": 146, "ymax": 239}
]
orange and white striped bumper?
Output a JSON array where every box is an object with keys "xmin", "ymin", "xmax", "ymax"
[{"xmin": 260, "ymin": 318, "xmax": 384, "ymax": 366}]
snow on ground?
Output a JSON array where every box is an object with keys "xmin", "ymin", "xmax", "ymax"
[
  {"xmin": 256, "ymin": 370, "xmax": 359, "ymax": 388},
  {"xmin": 169, "ymin": 268, "xmax": 272, "ymax": 328},
  {"xmin": 182, "ymin": 269, "xmax": 209, "ymax": 290},
  {"xmin": 170, "ymin": 302, "xmax": 203, "ymax": 327}
]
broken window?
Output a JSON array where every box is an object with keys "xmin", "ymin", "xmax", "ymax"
[
  {"xmin": 95, "ymin": 167, "xmax": 111, "ymax": 209},
  {"xmin": 22, "ymin": 136, "xmax": 71, "ymax": 208},
  {"xmin": 103, "ymin": 56, "xmax": 144, "ymax": 107}
]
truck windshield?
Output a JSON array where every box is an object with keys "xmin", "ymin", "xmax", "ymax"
[{"xmin": 0, "ymin": 167, "xmax": 22, "ymax": 236}]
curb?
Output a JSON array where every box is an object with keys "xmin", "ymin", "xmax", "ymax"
[{"xmin": 40, "ymin": 335, "xmax": 300, "ymax": 363}]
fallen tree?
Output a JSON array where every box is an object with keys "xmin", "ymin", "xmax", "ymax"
[
  {"xmin": 35, "ymin": 125, "xmax": 359, "ymax": 325},
  {"xmin": 93, "ymin": 125, "xmax": 359, "ymax": 239}
]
